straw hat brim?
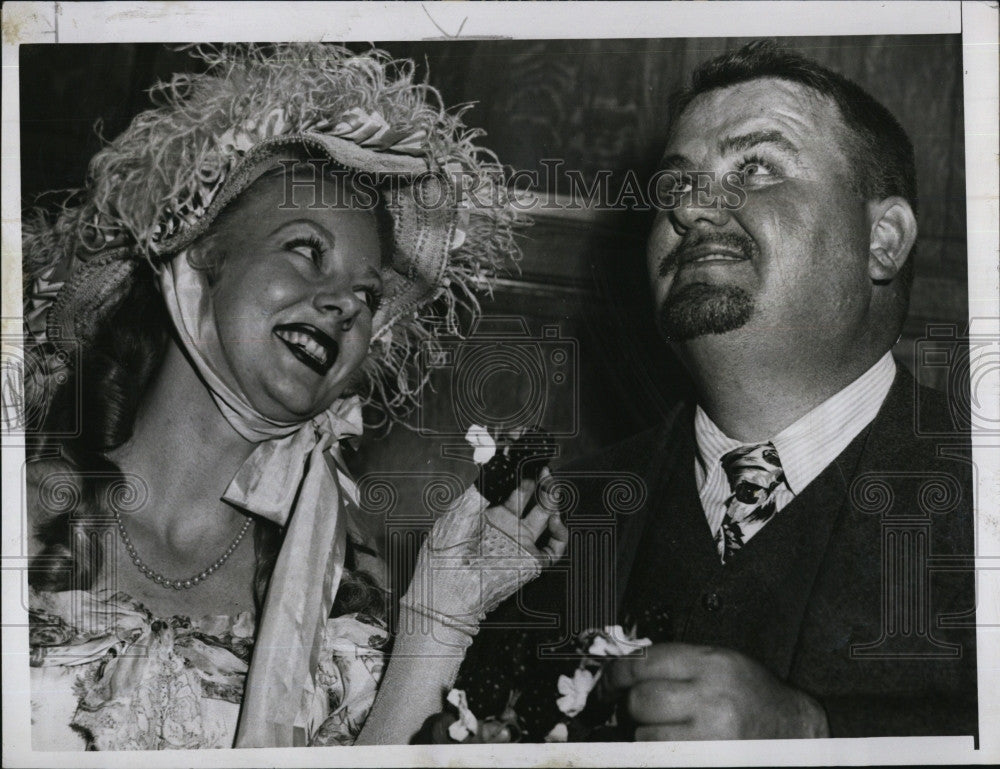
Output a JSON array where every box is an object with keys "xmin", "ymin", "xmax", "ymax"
[{"xmin": 48, "ymin": 133, "xmax": 459, "ymax": 350}]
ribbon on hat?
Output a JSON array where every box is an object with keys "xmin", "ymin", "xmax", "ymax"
[
  {"xmin": 158, "ymin": 251, "xmax": 364, "ymax": 747},
  {"xmin": 331, "ymin": 106, "xmax": 427, "ymax": 155}
]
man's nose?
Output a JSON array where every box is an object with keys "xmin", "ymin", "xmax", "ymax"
[{"xmin": 669, "ymin": 180, "xmax": 732, "ymax": 233}]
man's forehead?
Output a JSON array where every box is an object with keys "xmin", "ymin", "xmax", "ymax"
[{"xmin": 665, "ymin": 77, "xmax": 843, "ymax": 152}]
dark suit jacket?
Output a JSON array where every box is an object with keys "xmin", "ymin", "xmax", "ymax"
[{"xmin": 455, "ymin": 367, "xmax": 977, "ymax": 740}]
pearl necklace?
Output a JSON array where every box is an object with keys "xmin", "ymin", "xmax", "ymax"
[{"xmin": 114, "ymin": 510, "xmax": 252, "ymax": 590}]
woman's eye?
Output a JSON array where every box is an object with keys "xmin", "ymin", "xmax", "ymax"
[
  {"xmin": 286, "ymin": 236, "xmax": 326, "ymax": 264},
  {"xmin": 354, "ymin": 287, "xmax": 382, "ymax": 313}
]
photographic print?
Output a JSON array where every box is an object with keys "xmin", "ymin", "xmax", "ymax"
[{"xmin": 2, "ymin": 2, "xmax": 997, "ymax": 767}]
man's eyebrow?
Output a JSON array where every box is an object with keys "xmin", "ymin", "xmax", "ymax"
[
  {"xmin": 657, "ymin": 130, "xmax": 798, "ymax": 170},
  {"xmin": 658, "ymin": 153, "xmax": 692, "ymax": 171},
  {"xmin": 718, "ymin": 130, "xmax": 799, "ymax": 156}
]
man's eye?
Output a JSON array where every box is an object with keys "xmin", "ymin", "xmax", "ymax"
[
  {"xmin": 735, "ymin": 155, "xmax": 778, "ymax": 183},
  {"xmin": 659, "ymin": 172, "xmax": 693, "ymax": 194}
]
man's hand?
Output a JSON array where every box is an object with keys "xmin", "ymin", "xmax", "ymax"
[{"xmin": 601, "ymin": 643, "xmax": 830, "ymax": 740}]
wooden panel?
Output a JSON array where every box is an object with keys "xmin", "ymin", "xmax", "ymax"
[{"xmin": 20, "ymin": 40, "xmax": 971, "ymax": 547}]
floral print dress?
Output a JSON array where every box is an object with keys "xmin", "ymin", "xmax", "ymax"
[{"xmin": 29, "ymin": 589, "xmax": 387, "ymax": 750}]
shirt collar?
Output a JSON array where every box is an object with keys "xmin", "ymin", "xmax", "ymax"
[
  {"xmin": 694, "ymin": 406, "xmax": 743, "ymax": 483},
  {"xmin": 695, "ymin": 352, "xmax": 897, "ymax": 494}
]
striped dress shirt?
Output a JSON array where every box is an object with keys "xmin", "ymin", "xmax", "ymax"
[{"xmin": 694, "ymin": 352, "xmax": 898, "ymax": 546}]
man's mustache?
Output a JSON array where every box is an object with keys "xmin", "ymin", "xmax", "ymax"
[{"xmin": 657, "ymin": 231, "xmax": 757, "ymax": 277}]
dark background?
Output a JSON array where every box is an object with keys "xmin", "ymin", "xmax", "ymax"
[{"xmin": 20, "ymin": 36, "xmax": 969, "ymax": 559}]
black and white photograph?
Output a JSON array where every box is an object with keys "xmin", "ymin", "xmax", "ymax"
[{"xmin": 2, "ymin": 2, "xmax": 997, "ymax": 766}]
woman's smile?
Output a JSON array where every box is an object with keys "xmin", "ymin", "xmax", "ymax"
[{"xmin": 273, "ymin": 322, "xmax": 340, "ymax": 375}]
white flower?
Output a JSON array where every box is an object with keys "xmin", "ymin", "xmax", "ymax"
[
  {"xmin": 446, "ymin": 688, "xmax": 479, "ymax": 742},
  {"xmin": 464, "ymin": 424, "xmax": 496, "ymax": 465},
  {"xmin": 448, "ymin": 720, "xmax": 471, "ymax": 742},
  {"xmin": 544, "ymin": 722, "xmax": 569, "ymax": 742},
  {"xmin": 556, "ymin": 668, "xmax": 599, "ymax": 717},
  {"xmin": 587, "ymin": 625, "xmax": 653, "ymax": 657}
]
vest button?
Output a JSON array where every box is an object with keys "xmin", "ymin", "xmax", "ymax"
[{"xmin": 701, "ymin": 592, "xmax": 723, "ymax": 612}]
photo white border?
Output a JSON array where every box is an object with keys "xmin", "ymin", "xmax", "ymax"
[{"xmin": 2, "ymin": 2, "xmax": 997, "ymax": 767}]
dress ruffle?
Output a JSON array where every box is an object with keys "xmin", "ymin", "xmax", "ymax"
[{"xmin": 29, "ymin": 588, "xmax": 386, "ymax": 750}]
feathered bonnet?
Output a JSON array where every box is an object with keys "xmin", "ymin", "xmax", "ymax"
[{"xmin": 23, "ymin": 43, "xmax": 519, "ymax": 425}]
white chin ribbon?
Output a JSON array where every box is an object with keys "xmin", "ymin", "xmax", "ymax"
[{"xmin": 159, "ymin": 251, "xmax": 365, "ymax": 747}]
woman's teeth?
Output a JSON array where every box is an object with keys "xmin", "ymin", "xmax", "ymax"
[{"xmin": 275, "ymin": 329, "xmax": 328, "ymax": 365}]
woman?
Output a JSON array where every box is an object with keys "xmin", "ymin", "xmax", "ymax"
[{"xmin": 23, "ymin": 43, "xmax": 565, "ymax": 749}]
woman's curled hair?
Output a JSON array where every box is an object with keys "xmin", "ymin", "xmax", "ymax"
[{"xmin": 27, "ymin": 261, "xmax": 384, "ymax": 620}]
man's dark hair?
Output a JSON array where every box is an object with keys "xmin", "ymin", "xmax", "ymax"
[{"xmin": 668, "ymin": 39, "xmax": 918, "ymax": 293}]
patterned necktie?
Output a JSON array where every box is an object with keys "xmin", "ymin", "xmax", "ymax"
[{"xmin": 716, "ymin": 442, "xmax": 785, "ymax": 563}]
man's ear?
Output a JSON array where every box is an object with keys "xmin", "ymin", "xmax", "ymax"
[{"xmin": 867, "ymin": 197, "xmax": 917, "ymax": 283}]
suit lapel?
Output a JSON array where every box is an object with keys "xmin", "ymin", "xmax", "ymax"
[
  {"xmin": 613, "ymin": 402, "xmax": 692, "ymax": 609},
  {"xmin": 619, "ymin": 408, "xmax": 720, "ymax": 635}
]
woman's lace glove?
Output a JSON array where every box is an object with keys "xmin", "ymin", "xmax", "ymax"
[{"xmin": 398, "ymin": 469, "xmax": 568, "ymax": 650}]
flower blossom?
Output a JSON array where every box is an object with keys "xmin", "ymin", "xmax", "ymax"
[
  {"xmin": 446, "ymin": 688, "xmax": 479, "ymax": 742},
  {"xmin": 556, "ymin": 668, "xmax": 599, "ymax": 717},
  {"xmin": 587, "ymin": 625, "xmax": 653, "ymax": 657},
  {"xmin": 464, "ymin": 424, "xmax": 496, "ymax": 465}
]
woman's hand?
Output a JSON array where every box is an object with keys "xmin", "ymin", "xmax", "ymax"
[
  {"xmin": 398, "ymin": 468, "xmax": 569, "ymax": 641},
  {"xmin": 358, "ymin": 470, "xmax": 567, "ymax": 746}
]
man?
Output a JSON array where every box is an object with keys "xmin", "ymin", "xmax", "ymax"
[{"xmin": 452, "ymin": 40, "xmax": 977, "ymax": 741}]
